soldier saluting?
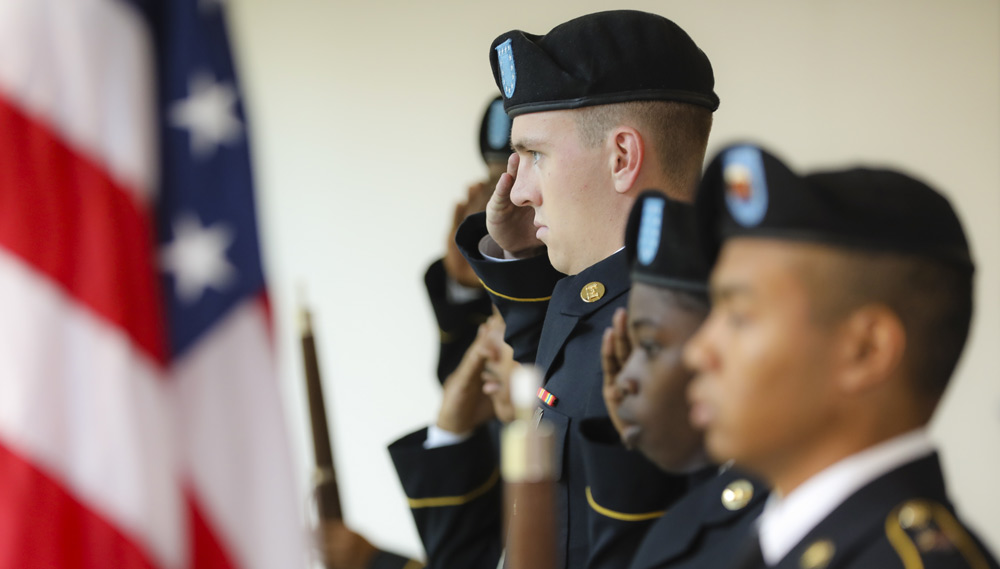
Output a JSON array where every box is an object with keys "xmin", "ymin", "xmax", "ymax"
[{"xmin": 391, "ymin": 9, "xmax": 719, "ymax": 569}]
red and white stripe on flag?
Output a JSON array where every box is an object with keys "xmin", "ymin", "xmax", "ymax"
[{"xmin": 0, "ymin": 1, "xmax": 307, "ymax": 568}]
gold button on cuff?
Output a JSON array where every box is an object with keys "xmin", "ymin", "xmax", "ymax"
[
  {"xmin": 800, "ymin": 539, "xmax": 835, "ymax": 569},
  {"xmin": 721, "ymin": 479, "xmax": 754, "ymax": 511},
  {"xmin": 580, "ymin": 281, "xmax": 605, "ymax": 303}
]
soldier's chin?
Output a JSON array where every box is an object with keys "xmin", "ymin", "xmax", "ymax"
[
  {"xmin": 703, "ymin": 430, "xmax": 737, "ymax": 466},
  {"xmin": 648, "ymin": 441, "xmax": 708, "ymax": 474},
  {"xmin": 546, "ymin": 246, "xmax": 575, "ymax": 275}
]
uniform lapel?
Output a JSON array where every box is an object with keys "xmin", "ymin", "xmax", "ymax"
[
  {"xmin": 534, "ymin": 311, "xmax": 578, "ymax": 376},
  {"xmin": 637, "ymin": 468, "xmax": 767, "ymax": 567},
  {"xmin": 535, "ymin": 251, "xmax": 630, "ymax": 378}
]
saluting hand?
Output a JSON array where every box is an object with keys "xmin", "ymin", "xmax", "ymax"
[
  {"xmin": 436, "ymin": 324, "xmax": 496, "ymax": 433},
  {"xmin": 485, "ymin": 153, "xmax": 544, "ymax": 258},
  {"xmin": 443, "ymin": 182, "xmax": 493, "ymax": 288},
  {"xmin": 601, "ymin": 307, "xmax": 632, "ymax": 441}
]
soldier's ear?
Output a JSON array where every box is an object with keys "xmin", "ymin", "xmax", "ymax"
[
  {"xmin": 609, "ymin": 126, "xmax": 643, "ymax": 194},
  {"xmin": 833, "ymin": 304, "xmax": 906, "ymax": 395}
]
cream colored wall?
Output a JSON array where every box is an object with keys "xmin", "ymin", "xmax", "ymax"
[{"xmin": 227, "ymin": 0, "xmax": 1000, "ymax": 560}]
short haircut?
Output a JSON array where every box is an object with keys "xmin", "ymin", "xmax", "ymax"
[
  {"xmin": 800, "ymin": 249, "xmax": 974, "ymax": 399},
  {"xmin": 573, "ymin": 100, "xmax": 713, "ymax": 200}
]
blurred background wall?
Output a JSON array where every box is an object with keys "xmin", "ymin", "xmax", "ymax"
[{"xmin": 225, "ymin": 0, "xmax": 999, "ymax": 558}]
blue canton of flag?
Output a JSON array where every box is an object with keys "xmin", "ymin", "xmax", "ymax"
[{"xmin": 136, "ymin": 0, "xmax": 268, "ymax": 358}]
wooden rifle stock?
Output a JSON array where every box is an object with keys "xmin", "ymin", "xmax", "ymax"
[
  {"xmin": 503, "ymin": 366, "xmax": 557, "ymax": 569},
  {"xmin": 300, "ymin": 305, "xmax": 343, "ymax": 521},
  {"xmin": 503, "ymin": 424, "xmax": 557, "ymax": 569}
]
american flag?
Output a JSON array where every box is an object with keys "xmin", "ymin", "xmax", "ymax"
[{"xmin": 0, "ymin": 1, "xmax": 306, "ymax": 568}]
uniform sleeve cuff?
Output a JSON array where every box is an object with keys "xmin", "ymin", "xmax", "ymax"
[{"xmin": 424, "ymin": 424, "xmax": 473, "ymax": 449}]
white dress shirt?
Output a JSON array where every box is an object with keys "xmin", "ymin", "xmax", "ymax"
[
  {"xmin": 757, "ymin": 428, "xmax": 935, "ymax": 565},
  {"xmin": 424, "ymin": 424, "xmax": 473, "ymax": 449}
]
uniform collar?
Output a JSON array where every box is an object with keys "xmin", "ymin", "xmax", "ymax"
[
  {"xmin": 757, "ymin": 428, "xmax": 934, "ymax": 565},
  {"xmin": 549, "ymin": 248, "xmax": 630, "ymax": 318},
  {"xmin": 533, "ymin": 249, "xmax": 630, "ymax": 376}
]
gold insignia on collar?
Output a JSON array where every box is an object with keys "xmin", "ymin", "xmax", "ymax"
[
  {"xmin": 580, "ymin": 281, "xmax": 605, "ymax": 303},
  {"xmin": 800, "ymin": 539, "xmax": 835, "ymax": 569},
  {"xmin": 898, "ymin": 501, "xmax": 931, "ymax": 530},
  {"xmin": 721, "ymin": 479, "xmax": 754, "ymax": 511}
]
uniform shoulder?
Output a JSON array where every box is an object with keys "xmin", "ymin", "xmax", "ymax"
[{"xmin": 875, "ymin": 498, "xmax": 999, "ymax": 569}]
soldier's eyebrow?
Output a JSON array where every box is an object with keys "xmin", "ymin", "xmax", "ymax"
[
  {"xmin": 629, "ymin": 317, "xmax": 661, "ymax": 333},
  {"xmin": 709, "ymin": 282, "xmax": 753, "ymax": 305},
  {"xmin": 511, "ymin": 137, "xmax": 545, "ymax": 153}
]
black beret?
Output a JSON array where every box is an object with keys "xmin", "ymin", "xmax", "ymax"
[
  {"xmin": 490, "ymin": 10, "xmax": 718, "ymax": 117},
  {"xmin": 479, "ymin": 96, "xmax": 512, "ymax": 164},
  {"xmin": 625, "ymin": 189, "xmax": 711, "ymax": 294},
  {"xmin": 696, "ymin": 143, "xmax": 974, "ymax": 272}
]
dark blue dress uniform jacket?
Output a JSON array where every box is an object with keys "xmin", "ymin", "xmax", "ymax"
[
  {"xmin": 730, "ymin": 453, "xmax": 999, "ymax": 569},
  {"xmin": 423, "ymin": 257, "xmax": 493, "ymax": 385},
  {"xmin": 578, "ymin": 417, "xmax": 768, "ymax": 569},
  {"xmin": 389, "ymin": 212, "xmax": 686, "ymax": 569},
  {"xmin": 388, "ymin": 426, "xmax": 503, "ymax": 569},
  {"xmin": 364, "ymin": 257, "xmax": 493, "ymax": 569},
  {"xmin": 627, "ymin": 467, "xmax": 765, "ymax": 569}
]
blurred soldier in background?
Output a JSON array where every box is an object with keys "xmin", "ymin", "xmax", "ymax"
[
  {"xmin": 427, "ymin": 96, "xmax": 511, "ymax": 384},
  {"xmin": 316, "ymin": 97, "xmax": 512, "ymax": 569},
  {"xmin": 318, "ymin": 312, "xmax": 515, "ymax": 569}
]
